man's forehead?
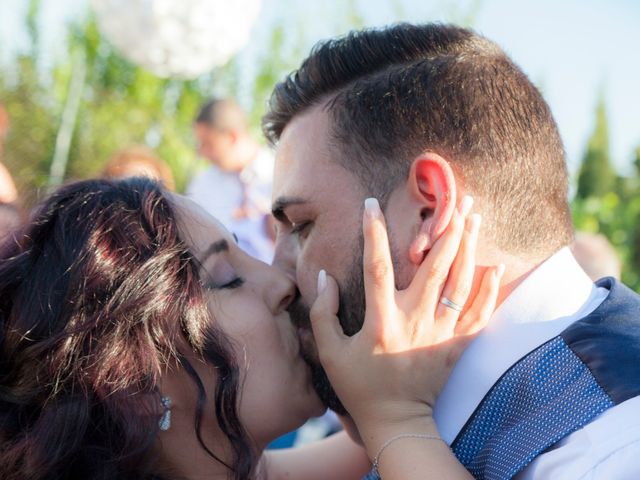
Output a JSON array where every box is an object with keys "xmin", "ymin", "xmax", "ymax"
[
  {"xmin": 272, "ymin": 107, "xmax": 335, "ymax": 199},
  {"xmin": 277, "ymin": 107, "xmax": 330, "ymax": 160}
]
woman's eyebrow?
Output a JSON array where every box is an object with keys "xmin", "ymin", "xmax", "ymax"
[{"xmin": 199, "ymin": 239, "xmax": 229, "ymax": 264}]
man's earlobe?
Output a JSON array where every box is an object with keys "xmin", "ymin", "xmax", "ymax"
[{"xmin": 409, "ymin": 230, "xmax": 432, "ymax": 264}]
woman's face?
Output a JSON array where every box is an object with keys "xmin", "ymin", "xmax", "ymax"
[{"xmin": 169, "ymin": 195, "xmax": 325, "ymax": 448}]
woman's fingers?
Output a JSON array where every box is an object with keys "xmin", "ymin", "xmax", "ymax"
[
  {"xmin": 362, "ymin": 198, "xmax": 396, "ymax": 325},
  {"xmin": 435, "ymin": 213, "xmax": 481, "ymax": 325},
  {"xmin": 455, "ymin": 264, "xmax": 504, "ymax": 337},
  {"xmin": 310, "ymin": 270, "xmax": 344, "ymax": 362},
  {"xmin": 409, "ymin": 196, "xmax": 471, "ymax": 312}
]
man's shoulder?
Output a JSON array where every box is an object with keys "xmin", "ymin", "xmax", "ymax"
[{"xmin": 560, "ymin": 277, "xmax": 640, "ymax": 406}]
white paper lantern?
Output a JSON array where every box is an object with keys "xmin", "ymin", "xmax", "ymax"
[{"xmin": 92, "ymin": 0, "xmax": 262, "ymax": 78}]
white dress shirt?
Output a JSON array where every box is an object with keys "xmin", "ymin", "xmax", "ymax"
[
  {"xmin": 433, "ymin": 247, "xmax": 640, "ymax": 478},
  {"xmin": 186, "ymin": 148, "xmax": 275, "ymax": 263}
]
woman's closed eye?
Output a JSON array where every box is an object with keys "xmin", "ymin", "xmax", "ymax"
[
  {"xmin": 204, "ymin": 275, "xmax": 245, "ymax": 290},
  {"xmin": 203, "ymin": 258, "xmax": 245, "ymax": 290},
  {"xmin": 216, "ymin": 277, "xmax": 245, "ymax": 289}
]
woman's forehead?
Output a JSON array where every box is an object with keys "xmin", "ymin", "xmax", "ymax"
[{"xmin": 168, "ymin": 193, "xmax": 232, "ymax": 253}]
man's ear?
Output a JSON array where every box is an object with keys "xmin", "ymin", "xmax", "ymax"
[{"xmin": 407, "ymin": 153, "xmax": 457, "ymax": 265}]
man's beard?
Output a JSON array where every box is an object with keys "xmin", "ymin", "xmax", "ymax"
[
  {"xmin": 288, "ymin": 262, "xmax": 365, "ymax": 416},
  {"xmin": 287, "ymin": 224, "xmax": 406, "ymax": 416}
]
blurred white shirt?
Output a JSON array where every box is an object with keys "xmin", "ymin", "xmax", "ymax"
[{"xmin": 187, "ymin": 148, "xmax": 274, "ymax": 263}]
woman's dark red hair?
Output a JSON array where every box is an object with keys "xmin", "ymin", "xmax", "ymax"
[{"xmin": 0, "ymin": 178, "xmax": 256, "ymax": 479}]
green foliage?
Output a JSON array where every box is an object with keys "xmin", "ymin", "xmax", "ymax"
[
  {"xmin": 0, "ymin": 50, "xmax": 58, "ymax": 203},
  {"xmin": 572, "ymin": 192, "xmax": 640, "ymax": 290},
  {"xmin": 1, "ymin": 11, "xmax": 213, "ymax": 200},
  {"xmin": 576, "ymin": 94, "xmax": 616, "ymax": 199},
  {"xmin": 572, "ymin": 98, "xmax": 640, "ymax": 291},
  {"xmin": 61, "ymin": 18, "xmax": 212, "ymax": 192}
]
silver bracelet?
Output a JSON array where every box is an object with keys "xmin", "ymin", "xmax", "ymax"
[{"xmin": 373, "ymin": 433, "xmax": 444, "ymax": 472}]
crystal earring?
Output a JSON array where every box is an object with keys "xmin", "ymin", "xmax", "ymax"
[{"xmin": 159, "ymin": 396, "xmax": 172, "ymax": 431}]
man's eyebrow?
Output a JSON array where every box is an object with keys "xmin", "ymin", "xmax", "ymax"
[
  {"xmin": 199, "ymin": 239, "xmax": 229, "ymax": 264},
  {"xmin": 271, "ymin": 196, "xmax": 308, "ymax": 221}
]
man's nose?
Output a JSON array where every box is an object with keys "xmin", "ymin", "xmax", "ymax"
[{"xmin": 272, "ymin": 234, "xmax": 298, "ymax": 283}]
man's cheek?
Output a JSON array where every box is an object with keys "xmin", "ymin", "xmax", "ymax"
[{"xmin": 297, "ymin": 256, "xmax": 320, "ymax": 304}]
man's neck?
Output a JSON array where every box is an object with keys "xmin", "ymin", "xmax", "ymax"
[{"xmin": 474, "ymin": 250, "xmax": 548, "ymax": 310}]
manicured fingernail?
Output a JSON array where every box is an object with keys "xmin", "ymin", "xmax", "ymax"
[
  {"xmin": 459, "ymin": 195, "xmax": 474, "ymax": 216},
  {"xmin": 317, "ymin": 269, "xmax": 327, "ymax": 293},
  {"xmin": 364, "ymin": 198, "xmax": 381, "ymax": 219}
]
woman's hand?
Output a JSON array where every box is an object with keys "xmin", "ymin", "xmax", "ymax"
[{"xmin": 310, "ymin": 196, "xmax": 503, "ymax": 453}]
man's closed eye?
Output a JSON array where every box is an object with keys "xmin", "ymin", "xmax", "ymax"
[{"xmin": 291, "ymin": 221, "xmax": 313, "ymax": 239}]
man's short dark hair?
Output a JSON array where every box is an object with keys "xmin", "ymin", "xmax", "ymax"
[{"xmin": 263, "ymin": 23, "xmax": 573, "ymax": 258}]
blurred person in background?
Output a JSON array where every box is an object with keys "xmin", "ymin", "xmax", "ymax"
[
  {"xmin": 0, "ymin": 163, "xmax": 18, "ymax": 205},
  {"xmin": 103, "ymin": 145, "xmax": 176, "ymax": 191},
  {"xmin": 0, "ymin": 103, "xmax": 8, "ymax": 157},
  {"xmin": 187, "ymin": 98, "xmax": 274, "ymax": 263},
  {"xmin": 571, "ymin": 231, "xmax": 622, "ymax": 281},
  {"xmin": 0, "ymin": 103, "xmax": 21, "ymax": 240},
  {"xmin": 0, "ymin": 103, "xmax": 18, "ymax": 205}
]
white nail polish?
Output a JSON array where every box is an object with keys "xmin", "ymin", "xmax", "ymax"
[
  {"xmin": 318, "ymin": 269, "xmax": 327, "ymax": 293},
  {"xmin": 459, "ymin": 196, "xmax": 474, "ymax": 216},
  {"xmin": 364, "ymin": 198, "xmax": 381, "ymax": 219},
  {"xmin": 469, "ymin": 213, "xmax": 481, "ymax": 234}
]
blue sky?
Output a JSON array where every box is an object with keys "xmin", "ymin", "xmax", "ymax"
[
  {"xmin": 1, "ymin": 0, "xmax": 639, "ymax": 177},
  {"xmin": 472, "ymin": 0, "xmax": 640, "ymax": 176}
]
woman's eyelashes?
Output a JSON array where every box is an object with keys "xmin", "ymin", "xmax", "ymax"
[
  {"xmin": 205, "ymin": 275, "xmax": 245, "ymax": 290},
  {"xmin": 203, "ymin": 259, "xmax": 245, "ymax": 290},
  {"xmin": 217, "ymin": 277, "xmax": 245, "ymax": 289}
]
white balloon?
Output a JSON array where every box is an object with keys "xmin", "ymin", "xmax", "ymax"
[{"xmin": 92, "ymin": 0, "xmax": 262, "ymax": 78}]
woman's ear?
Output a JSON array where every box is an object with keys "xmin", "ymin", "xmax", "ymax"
[{"xmin": 407, "ymin": 153, "xmax": 457, "ymax": 265}]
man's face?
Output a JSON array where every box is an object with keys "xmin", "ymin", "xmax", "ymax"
[
  {"xmin": 271, "ymin": 107, "xmax": 370, "ymax": 413},
  {"xmin": 271, "ymin": 106, "xmax": 409, "ymax": 414}
]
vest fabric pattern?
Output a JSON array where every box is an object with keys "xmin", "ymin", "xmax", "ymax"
[
  {"xmin": 451, "ymin": 336, "xmax": 613, "ymax": 478},
  {"xmin": 362, "ymin": 278, "xmax": 640, "ymax": 480}
]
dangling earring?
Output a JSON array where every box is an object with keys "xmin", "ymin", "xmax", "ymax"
[{"xmin": 159, "ymin": 396, "xmax": 172, "ymax": 431}]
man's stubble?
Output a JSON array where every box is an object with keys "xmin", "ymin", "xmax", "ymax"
[{"xmin": 287, "ymin": 227, "xmax": 407, "ymax": 416}]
